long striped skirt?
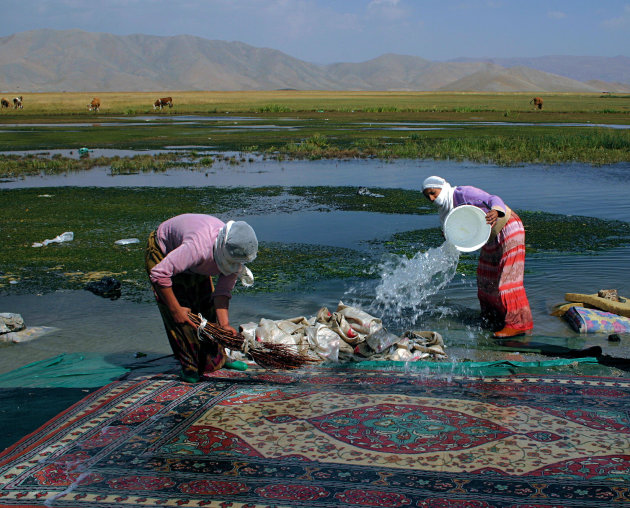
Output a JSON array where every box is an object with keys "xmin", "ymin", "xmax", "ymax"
[
  {"xmin": 145, "ymin": 231, "xmax": 226, "ymax": 378},
  {"xmin": 477, "ymin": 212, "xmax": 534, "ymax": 332}
]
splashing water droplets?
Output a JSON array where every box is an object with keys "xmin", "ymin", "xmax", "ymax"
[{"xmin": 370, "ymin": 241, "xmax": 460, "ymax": 322}]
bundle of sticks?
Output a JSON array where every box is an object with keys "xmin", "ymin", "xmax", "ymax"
[{"xmin": 188, "ymin": 313, "xmax": 320, "ymax": 370}]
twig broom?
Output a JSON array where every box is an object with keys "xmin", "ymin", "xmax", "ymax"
[{"xmin": 189, "ymin": 313, "xmax": 320, "ymax": 370}]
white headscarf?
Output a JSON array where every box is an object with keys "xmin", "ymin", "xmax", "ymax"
[
  {"xmin": 214, "ymin": 221, "xmax": 258, "ymax": 287},
  {"xmin": 422, "ymin": 175, "xmax": 455, "ymax": 225}
]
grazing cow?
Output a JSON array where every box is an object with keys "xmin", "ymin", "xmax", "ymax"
[
  {"xmin": 153, "ymin": 96, "xmax": 173, "ymax": 110},
  {"xmin": 87, "ymin": 97, "xmax": 101, "ymax": 112},
  {"xmin": 529, "ymin": 97, "xmax": 543, "ymax": 110},
  {"xmin": 13, "ymin": 96, "xmax": 23, "ymax": 109},
  {"xmin": 1, "ymin": 98, "xmax": 9, "ymax": 109}
]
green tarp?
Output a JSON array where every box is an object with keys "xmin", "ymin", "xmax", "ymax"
[
  {"xmin": 351, "ymin": 357, "xmax": 601, "ymax": 376},
  {"xmin": 0, "ymin": 353, "xmax": 129, "ymax": 388},
  {"xmin": 0, "ymin": 353, "xmax": 606, "ymax": 389}
]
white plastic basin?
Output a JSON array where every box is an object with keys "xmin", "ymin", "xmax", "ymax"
[{"xmin": 443, "ymin": 205, "xmax": 491, "ymax": 252}]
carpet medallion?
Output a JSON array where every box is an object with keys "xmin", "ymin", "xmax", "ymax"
[{"xmin": 0, "ymin": 368, "xmax": 628, "ymax": 507}]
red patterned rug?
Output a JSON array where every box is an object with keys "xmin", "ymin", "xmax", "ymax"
[{"xmin": 1, "ymin": 367, "xmax": 628, "ymax": 507}]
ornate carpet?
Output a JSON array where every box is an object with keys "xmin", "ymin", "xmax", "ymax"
[{"xmin": 1, "ymin": 367, "xmax": 628, "ymax": 507}]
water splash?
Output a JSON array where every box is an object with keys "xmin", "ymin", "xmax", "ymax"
[{"xmin": 369, "ymin": 241, "xmax": 460, "ymax": 323}]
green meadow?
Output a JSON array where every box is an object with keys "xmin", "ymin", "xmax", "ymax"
[
  {"xmin": 2, "ymin": 90, "xmax": 630, "ymax": 118},
  {"xmin": 1, "ymin": 91, "xmax": 629, "ymax": 168}
]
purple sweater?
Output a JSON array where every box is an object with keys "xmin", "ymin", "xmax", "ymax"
[
  {"xmin": 150, "ymin": 214, "xmax": 238, "ymax": 298},
  {"xmin": 453, "ymin": 186, "xmax": 507, "ymax": 215}
]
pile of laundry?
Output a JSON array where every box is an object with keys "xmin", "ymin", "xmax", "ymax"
[{"xmin": 238, "ymin": 301, "xmax": 447, "ymax": 363}]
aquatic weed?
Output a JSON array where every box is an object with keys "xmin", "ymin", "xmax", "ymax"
[{"xmin": 1, "ymin": 187, "xmax": 629, "ymax": 300}]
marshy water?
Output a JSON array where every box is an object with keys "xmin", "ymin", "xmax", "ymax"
[{"xmin": 1, "ymin": 157, "xmax": 630, "ymax": 375}]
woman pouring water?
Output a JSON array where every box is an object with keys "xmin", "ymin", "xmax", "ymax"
[
  {"xmin": 422, "ymin": 176, "xmax": 533, "ymax": 338},
  {"xmin": 145, "ymin": 214, "xmax": 258, "ymax": 382}
]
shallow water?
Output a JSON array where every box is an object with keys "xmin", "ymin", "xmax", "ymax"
[
  {"xmin": 3, "ymin": 158, "xmax": 629, "ymax": 221},
  {"xmin": 361, "ymin": 121, "xmax": 630, "ymax": 130},
  {"xmin": 1, "ymin": 158, "xmax": 630, "ymax": 375},
  {"xmin": 4, "ymin": 118, "xmax": 630, "ymax": 130}
]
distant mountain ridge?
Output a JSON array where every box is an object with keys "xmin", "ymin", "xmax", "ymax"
[
  {"xmin": 1, "ymin": 29, "xmax": 629, "ymax": 93},
  {"xmin": 450, "ymin": 55, "xmax": 630, "ymax": 84}
]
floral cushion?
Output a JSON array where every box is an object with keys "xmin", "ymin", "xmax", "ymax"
[{"xmin": 564, "ymin": 306, "xmax": 630, "ymax": 334}]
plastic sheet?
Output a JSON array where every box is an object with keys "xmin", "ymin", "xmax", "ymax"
[
  {"xmin": 0, "ymin": 326, "xmax": 58, "ymax": 344},
  {"xmin": 351, "ymin": 357, "xmax": 601, "ymax": 376},
  {"xmin": 114, "ymin": 238, "xmax": 140, "ymax": 245},
  {"xmin": 0, "ymin": 353, "xmax": 128, "ymax": 388},
  {"xmin": 32, "ymin": 231, "xmax": 74, "ymax": 248}
]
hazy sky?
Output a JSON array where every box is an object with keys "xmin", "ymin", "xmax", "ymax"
[{"xmin": 1, "ymin": 0, "xmax": 628, "ymax": 63}]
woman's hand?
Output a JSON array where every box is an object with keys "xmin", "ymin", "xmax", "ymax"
[
  {"xmin": 154, "ymin": 285, "xmax": 196, "ymax": 327},
  {"xmin": 485, "ymin": 209, "xmax": 499, "ymax": 227},
  {"xmin": 214, "ymin": 296, "xmax": 236, "ymax": 336},
  {"xmin": 220, "ymin": 324, "xmax": 238, "ymax": 336},
  {"xmin": 171, "ymin": 305, "xmax": 195, "ymax": 327}
]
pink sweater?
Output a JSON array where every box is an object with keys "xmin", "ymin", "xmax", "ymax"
[
  {"xmin": 150, "ymin": 214, "xmax": 238, "ymax": 298},
  {"xmin": 453, "ymin": 186, "xmax": 507, "ymax": 214}
]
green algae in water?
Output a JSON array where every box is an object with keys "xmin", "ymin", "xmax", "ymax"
[
  {"xmin": 290, "ymin": 186, "xmax": 434, "ymax": 215},
  {"xmin": 520, "ymin": 211, "xmax": 630, "ymax": 253},
  {"xmin": 0, "ymin": 187, "xmax": 375, "ymax": 300},
  {"xmin": 2, "ymin": 187, "xmax": 629, "ymax": 301},
  {"xmin": 373, "ymin": 211, "xmax": 630, "ymax": 256}
]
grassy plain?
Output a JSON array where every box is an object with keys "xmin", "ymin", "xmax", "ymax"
[
  {"xmin": 2, "ymin": 90, "xmax": 629, "ymax": 118},
  {"xmin": 1, "ymin": 91, "xmax": 629, "ymax": 168}
]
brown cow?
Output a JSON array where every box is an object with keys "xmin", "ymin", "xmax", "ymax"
[
  {"xmin": 87, "ymin": 97, "xmax": 101, "ymax": 112},
  {"xmin": 1, "ymin": 98, "xmax": 9, "ymax": 109},
  {"xmin": 13, "ymin": 96, "xmax": 23, "ymax": 109},
  {"xmin": 153, "ymin": 96, "xmax": 173, "ymax": 110},
  {"xmin": 530, "ymin": 97, "xmax": 543, "ymax": 110}
]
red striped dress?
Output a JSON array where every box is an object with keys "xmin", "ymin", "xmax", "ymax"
[{"xmin": 477, "ymin": 212, "xmax": 533, "ymax": 331}]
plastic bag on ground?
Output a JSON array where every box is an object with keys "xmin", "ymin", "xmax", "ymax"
[
  {"xmin": 366, "ymin": 328, "xmax": 401, "ymax": 353},
  {"xmin": 400, "ymin": 330, "xmax": 447, "ymax": 359},
  {"xmin": 254, "ymin": 318, "xmax": 310, "ymax": 354},
  {"xmin": 114, "ymin": 238, "xmax": 140, "ymax": 245},
  {"xmin": 328, "ymin": 312, "xmax": 363, "ymax": 345},
  {"xmin": 305, "ymin": 324, "xmax": 341, "ymax": 362},
  {"xmin": 336, "ymin": 301, "xmax": 383, "ymax": 335},
  {"xmin": 32, "ymin": 231, "xmax": 74, "ymax": 248},
  {"xmin": 240, "ymin": 322, "xmax": 258, "ymax": 343}
]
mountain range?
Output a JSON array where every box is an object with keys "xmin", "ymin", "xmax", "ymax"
[{"xmin": 1, "ymin": 29, "xmax": 629, "ymax": 93}]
